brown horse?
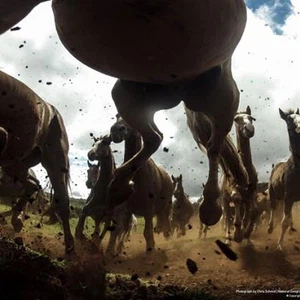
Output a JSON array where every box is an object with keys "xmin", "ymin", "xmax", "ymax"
[
  {"xmin": 75, "ymin": 135, "xmax": 137, "ymax": 255},
  {"xmin": 108, "ymin": 115, "xmax": 173, "ymax": 253},
  {"xmin": 0, "ymin": 70, "xmax": 74, "ymax": 254},
  {"xmin": 171, "ymin": 174, "xmax": 194, "ymax": 238},
  {"xmin": 233, "ymin": 106, "xmax": 258, "ymax": 242},
  {"xmin": 0, "ymin": 168, "xmax": 42, "ymax": 222},
  {"xmin": 75, "ymin": 135, "xmax": 115, "ymax": 241},
  {"xmin": 268, "ymin": 108, "xmax": 300, "ymax": 250},
  {"xmin": 218, "ymin": 107, "xmax": 257, "ymax": 244},
  {"xmin": 1, "ymin": 0, "xmax": 247, "ymax": 228}
]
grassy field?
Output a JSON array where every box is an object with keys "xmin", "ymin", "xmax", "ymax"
[{"xmin": 0, "ymin": 202, "xmax": 147, "ymax": 238}]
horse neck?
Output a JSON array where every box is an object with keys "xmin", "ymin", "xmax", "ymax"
[
  {"xmin": 288, "ymin": 131, "xmax": 300, "ymax": 166},
  {"xmin": 92, "ymin": 147, "xmax": 115, "ymax": 199},
  {"xmin": 221, "ymin": 135, "xmax": 248, "ymax": 187},
  {"xmin": 235, "ymin": 126, "xmax": 257, "ymax": 188},
  {"xmin": 175, "ymin": 185, "xmax": 186, "ymax": 202},
  {"xmin": 124, "ymin": 129, "xmax": 142, "ymax": 162}
]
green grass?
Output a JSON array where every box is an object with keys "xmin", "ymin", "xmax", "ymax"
[{"xmin": 0, "ymin": 202, "xmax": 147, "ymax": 237}]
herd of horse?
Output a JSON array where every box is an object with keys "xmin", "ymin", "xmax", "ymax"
[{"xmin": 0, "ymin": 0, "xmax": 299, "ymax": 257}]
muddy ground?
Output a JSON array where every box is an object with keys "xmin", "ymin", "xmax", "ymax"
[{"xmin": 1, "ymin": 214, "xmax": 300, "ymax": 299}]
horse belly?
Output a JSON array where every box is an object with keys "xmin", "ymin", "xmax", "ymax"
[
  {"xmin": 0, "ymin": 71, "xmax": 41, "ymax": 164},
  {"xmin": 52, "ymin": 0, "xmax": 246, "ymax": 83}
]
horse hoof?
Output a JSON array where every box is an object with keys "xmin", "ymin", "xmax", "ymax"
[
  {"xmin": 75, "ymin": 230, "xmax": 87, "ymax": 241},
  {"xmin": 199, "ymin": 202, "xmax": 222, "ymax": 226},
  {"xmin": 234, "ymin": 229, "xmax": 243, "ymax": 243},
  {"xmin": 12, "ymin": 219, "xmax": 23, "ymax": 233},
  {"xmin": 246, "ymin": 239, "xmax": 254, "ymax": 247}
]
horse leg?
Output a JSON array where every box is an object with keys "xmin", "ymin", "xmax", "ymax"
[
  {"xmin": 185, "ymin": 60, "xmax": 239, "ymax": 227},
  {"xmin": 116, "ymin": 230, "xmax": 127, "ymax": 254},
  {"xmin": 156, "ymin": 208, "xmax": 172, "ymax": 240},
  {"xmin": 11, "ymin": 177, "xmax": 38, "ymax": 232},
  {"xmin": 277, "ymin": 200, "xmax": 293, "ymax": 251},
  {"xmin": 181, "ymin": 222, "xmax": 186, "ymax": 236},
  {"xmin": 92, "ymin": 216, "xmax": 101, "ymax": 237},
  {"xmin": 244, "ymin": 198, "xmax": 259, "ymax": 244},
  {"xmin": 11, "ymin": 197, "xmax": 28, "ymax": 232},
  {"xmin": 106, "ymin": 226, "xmax": 119, "ymax": 255},
  {"xmin": 223, "ymin": 200, "xmax": 232, "ymax": 244},
  {"xmin": 203, "ymin": 225, "xmax": 209, "ymax": 239},
  {"xmin": 199, "ymin": 219, "xmax": 203, "ymax": 239},
  {"xmin": 144, "ymin": 216, "xmax": 155, "ymax": 252},
  {"xmin": 75, "ymin": 205, "xmax": 90, "ymax": 240},
  {"xmin": 267, "ymin": 188, "xmax": 277, "ymax": 234},
  {"xmin": 109, "ymin": 80, "xmax": 180, "ymax": 207},
  {"xmin": 41, "ymin": 118, "xmax": 74, "ymax": 255},
  {"xmin": 231, "ymin": 190, "xmax": 243, "ymax": 243}
]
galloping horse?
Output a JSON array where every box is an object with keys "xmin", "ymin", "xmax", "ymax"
[
  {"xmin": 0, "ymin": 168, "xmax": 42, "ymax": 222},
  {"xmin": 218, "ymin": 107, "xmax": 256, "ymax": 244},
  {"xmin": 234, "ymin": 106, "xmax": 258, "ymax": 241},
  {"xmin": 1, "ymin": 0, "xmax": 247, "ymax": 228},
  {"xmin": 171, "ymin": 174, "xmax": 194, "ymax": 238},
  {"xmin": 268, "ymin": 108, "xmax": 300, "ymax": 250},
  {"xmin": 109, "ymin": 115, "xmax": 173, "ymax": 253},
  {"xmin": 75, "ymin": 135, "xmax": 115, "ymax": 241},
  {"xmin": 75, "ymin": 134, "xmax": 139, "ymax": 255},
  {"xmin": 0, "ymin": 70, "xmax": 73, "ymax": 254}
]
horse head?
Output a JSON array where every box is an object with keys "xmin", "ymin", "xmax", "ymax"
[
  {"xmin": 87, "ymin": 134, "xmax": 112, "ymax": 162},
  {"xmin": 110, "ymin": 114, "xmax": 130, "ymax": 143},
  {"xmin": 171, "ymin": 174, "xmax": 183, "ymax": 199},
  {"xmin": 279, "ymin": 108, "xmax": 300, "ymax": 134},
  {"xmin": 86, "ymin": 160, "xmax": 99, "ymax": 189},
  {"xmin": 234, "ymin": 105, "xmax": 256, "ymax": 139}
]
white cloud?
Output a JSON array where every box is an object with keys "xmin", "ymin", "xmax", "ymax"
[{"xmin": 1, "ymin": 4, "xmax": 300, "ymax": 198}]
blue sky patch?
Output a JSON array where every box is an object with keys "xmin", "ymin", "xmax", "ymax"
[{"xmin": 246, "ymin": 0, "xmax": 293, "ymax": 34}]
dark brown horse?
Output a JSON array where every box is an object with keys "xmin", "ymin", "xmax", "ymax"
[
  {"xmin": 75, "ymin": 135, "xmax": 137, "ymax": 255},
  {"xmin": 171, "ymin": 174, "xmax": 194, "ymax": 238},
  {"xmin": 268, "ymin": 108, "xmax": 300, "ymax": 250},
  {"xmin": 108, "ymin": 115, "xmax": 173, "ymax": 253},
  {"xmin": 75, "ymin": 135, "xmax": 115, "ymax": 241},
  {"xmin": 0, "ymin": 168, "xmax": 42, "ymax": 223},
  {"xmin": 0, "ymin": 70, "xmax": 73, "ymax": 254},
  {"xmin": 1, "ymin": 0, "xmax": 247, "ymax": 229}
]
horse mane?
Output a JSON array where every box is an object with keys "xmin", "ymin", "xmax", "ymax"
[{"xmin": 285, "ymin": 108, "xmax": 296, "ymax": 115}]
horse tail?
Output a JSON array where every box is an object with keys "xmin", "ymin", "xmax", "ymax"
[{"xmin": 50, "ymin": 104, "xmax": 72, "ymax": 196}]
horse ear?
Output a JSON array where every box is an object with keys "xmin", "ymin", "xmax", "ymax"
[
  {"xmin": 296, "ymin": 108, "xmax": 300, "ymax": 114},
  {"xmin": 246, "ymin": 106, "xmax": 251, "ymax": 115},
  {"xmin": 103, "ymin": 134, "xmax": 112, "ymax": 145},
  {"xmin": 116, "ymin": 113, "xmax": 120, "ymax": 119},
  {"xmin": 171, "ymin": 175, "xmax": 175, "ymax": 181},
  {"xmin": 279, "ymin": 108, "xmax": 287, "ymax": 120},
  {"xmin": 179, "ymin": 174, "xmax": 182, "ymax": 180}
]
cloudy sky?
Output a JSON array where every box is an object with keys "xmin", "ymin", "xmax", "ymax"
[{"xmin": 0, "ymin": 0, "xmax": 299, "ymax": 201}]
